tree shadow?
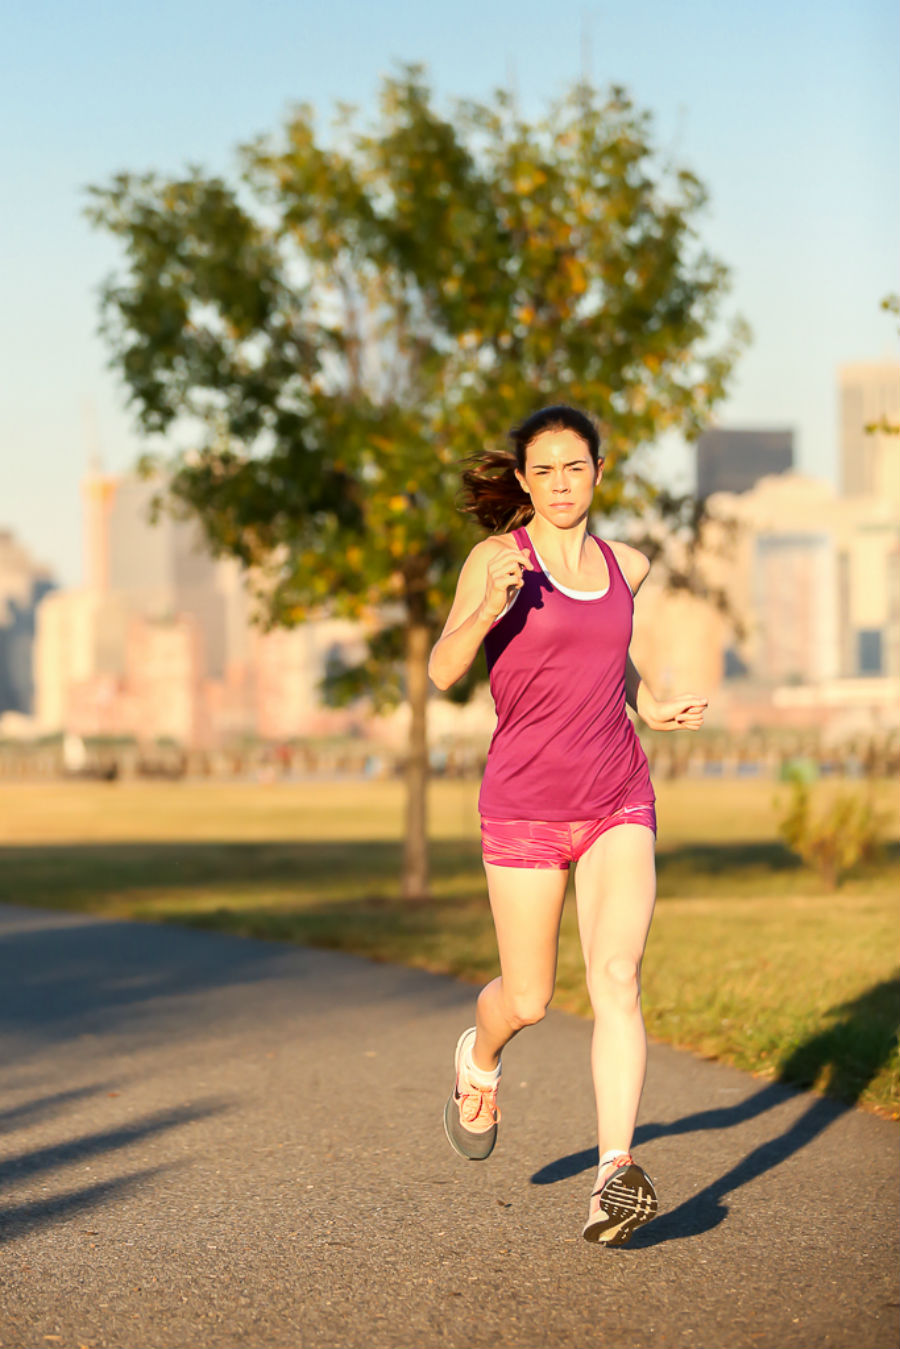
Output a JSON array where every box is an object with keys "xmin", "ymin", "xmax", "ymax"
[
  {"xmin": 0, "ymin": 1168, "xmax": 169, "ymax": 1245},
  {"xmin": 531, "ymin": 976, "xmax": 899, "ymax": 1248},
  {"xmin": 654, "ymin": 838, "xmax": 900, "ymax": 895},
  {"xmin": 0, "ymin": 1090, "xmax": 227, "ymax": 1247},
  {"xmin": 1, "ymin": 1099, "xmax": 227, "ymax": 1186},
  {"xmin": 656, "ymin": 839, "xmax": 803, "ymax": 880},
  {"xmin": 0, "ymin": 905, "xmax": 464, "ymax": 1049},
  {"xmin": 0, "ymin": 902, "xmax": 476, "ymax": 1088},
  {"xmin": 9, "ymin": 834, "xmax": 893, "ymax": 911},
  {"xmin": 0, "ymin": 838, "xmax": 485, "ymax": 909},
  {"xmin": 0, "ymin": 910, "xmax": 290, "ymax": 1053},
  {"xmin": 0, "ymin": 1083, "xmax": 119, "ymax": 1131}
]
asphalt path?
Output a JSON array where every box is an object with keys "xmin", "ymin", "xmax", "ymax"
[{"xmin": 0, "ymin": 902, "xmax": 897, "ymax": 1349}]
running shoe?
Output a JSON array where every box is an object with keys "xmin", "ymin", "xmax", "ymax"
[
  {"xmin": 582, "ymin": 1153, "xmax": 658, "ymax": 1246},
  {"xmin": 442, "ymin": 1027, "xmax": 500, "ymax": 1161}
]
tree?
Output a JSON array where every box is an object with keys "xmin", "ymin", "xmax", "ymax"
[{"xmin": 86, "ymin": 65, "xmax": 748, "ymax": 899}]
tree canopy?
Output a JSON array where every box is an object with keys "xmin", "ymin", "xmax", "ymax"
[{"xmin": 87, "ymin": 65, "xmax": 748, "ymax": 895}]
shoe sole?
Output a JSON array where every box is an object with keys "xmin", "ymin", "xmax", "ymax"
[
  {"xmin": 442, "ymin": 1027, "xmax": 497, "ymax": 1162},
  {"xmin": 582, "ymin": 1164, "xmax": 659, "ymax": 1246}
]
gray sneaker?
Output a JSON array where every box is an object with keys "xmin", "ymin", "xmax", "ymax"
[{"xmin": 442, "ymin": 1027, "xmax": 500, "ymax": 1161}]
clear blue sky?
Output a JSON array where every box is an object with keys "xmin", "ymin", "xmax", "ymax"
[{"xmin": 2, "ymin": 0, "xmax": 897, "ymax": 586}]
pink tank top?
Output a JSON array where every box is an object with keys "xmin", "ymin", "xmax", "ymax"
[{"xmin": 477, "ymin": 525, "xmax": 654, "ymax": 821}]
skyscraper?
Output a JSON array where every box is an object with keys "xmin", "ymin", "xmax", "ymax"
[
  {"xmin": 0, "ymin": 530, "xmax": 56, "ymax": 714},
  {"xmin": 34, "ymin": 467, "xmax": 369, "ymax": 743},
  {"xmin": 696, "ymin": 428, "xmax": 794, "ymax": 500},
  {"xmin": 838, "ymin": 361, "xmax": 900, "ymax": 501}
]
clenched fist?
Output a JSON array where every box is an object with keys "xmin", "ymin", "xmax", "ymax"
[{"xmin": 482, "ymin": 542, "xmax": 535, "ymax": 620}]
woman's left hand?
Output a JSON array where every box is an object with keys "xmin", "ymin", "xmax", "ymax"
[{"xmin": 639, "ymin": 693, "xmax": 708, "ymax": 732}]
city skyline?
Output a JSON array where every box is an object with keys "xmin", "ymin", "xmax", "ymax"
[
  {"xmin": 2, "ymin": 0, "xmax": 898, "ymax": 587},
  {"xmin": 2, "ymin": 354, "xmax": 896, "ymax": 739}
]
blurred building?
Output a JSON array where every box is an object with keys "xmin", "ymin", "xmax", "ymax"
[
  {"xmin": 707, "ymin": 474, "xmax": 899, "ymax": 683},
  {"xmin": 0, "ymin": 530, "xmax": 56, "ymax": 717},
  {"xmin": 634, "ymin": 361, "xmax": 900, "ymax": 734},
  {"xmin": 696, "ymin": 427, "xmax": 794, "ymax": 499},
  {"xmin": 629, "ymin": 583, "xmax": 728, "ymax": 702},
  {"xmin": 839, "ymin": 361, "xmax": 900, "ymax": 499},
  {"xmin": 34, "ymin": 467, "xmax": 368, "ymax": 745}
]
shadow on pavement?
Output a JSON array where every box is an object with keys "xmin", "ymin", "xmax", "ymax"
[
  {"xmin": 626, "ymin": 1094, "xmax": 844, "ymax": 1248},
  {"xmin": 0, "ymin": 1083, "xmax": 119, "ymax": 1132},
  {"xmin": 1, "ymin": 1100, "xmax": 227, "ymax": 1186},
  {"xmin": 0, "ymin": 913, "xmax": 289, "ymax": 1045},
  {"xmin": 0, "ymin": 906, "xmax": 469, "ymax": 1068},
  {"xmin": 0, "ymin": 1090, "xmax": 228, "ymax": 1247},
  {"xmin": 532, "ymin": 976, "xmax": 899, "ymax": 1246},
  {"xmin": 0, "ymin": 1168, "xmax": 168, "ymax": 1246}
]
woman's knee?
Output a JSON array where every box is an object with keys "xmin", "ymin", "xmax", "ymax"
[
  {"xmin": 508, "ymin": 997, "xmax": 550, "ymax": 1030},
  {"xmin": 587, "ymin": 955, "xmax": 642, "ymax": 1012},
  {"xmin": 490, "ymin": 986, "xmax": 552, "ymax": 1030}
]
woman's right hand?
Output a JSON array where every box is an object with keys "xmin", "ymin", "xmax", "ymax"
[{"xmin": 481, "ymin": 542, "xmax": 534, "ymax": 620}]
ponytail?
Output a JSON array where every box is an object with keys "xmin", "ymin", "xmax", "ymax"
[{"xmin": 458, "ymin": 448, "xmax": 534, "ymax": 533}]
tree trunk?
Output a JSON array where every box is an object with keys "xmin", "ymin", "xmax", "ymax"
[{"xmin": 402, "ymin": 618, "xmax": 430, "ymax": 900}]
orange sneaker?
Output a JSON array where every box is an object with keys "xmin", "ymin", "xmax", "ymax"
[
  {"xmin": 582, "ymin": 1152, "xmax": 658, "ymax": 1246},
  {"xmin": 442, "ymin": 1027, "xmax": 500, "ymax": 1161}
]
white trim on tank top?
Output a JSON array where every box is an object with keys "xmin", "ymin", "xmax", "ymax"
[
  {"xmin": 528, "ymin": 537, "xmax": 608, "ymax": 598},
  {"xmin": 490, "ymin": 532, "xmax": 633, "ymax": 624},
  {"xmin": 527, "ymin": 529, "xmax": 635, "ymax": 598}
]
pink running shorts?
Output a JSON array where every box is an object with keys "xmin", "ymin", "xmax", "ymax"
[{"xmin": 480, "ymin": 803, "xmax": 657, "ymax": 870}]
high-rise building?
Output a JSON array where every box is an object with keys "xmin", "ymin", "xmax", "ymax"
[
  {"xmin": 753, "ymin": 532, "xmax": 838, "ymax": 683},
  {"xmin": 697, "ymin": 473, "xmax": 899, "ymax": 684},
  {"xmin": 104, "ymin": 476, "xmax": 229, "ymax": 677},
  {"xmin": 34, "ymin": 467, "xmax": 370, "ymax": 744},
  {"xmin": 0, "ymin": 530, "xmax": 56, "ymax": 715},
  {"xmin": 696, "ymin": 428, "xmax": 794, "ymax": 499},
  {"xmin": 838, "ymin": 361, "xmax": 900, "ymax": 501}
]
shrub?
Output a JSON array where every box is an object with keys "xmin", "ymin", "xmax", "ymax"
[{"xmin": 777, "ymin": 780, "xmax": 888, "ymax": 889}]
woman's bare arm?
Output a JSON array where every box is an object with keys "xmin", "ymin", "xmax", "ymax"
[
  {"xmin": 428, "ymin": 538, "xmax": 534, "ymax": 691},
  {"xmin": 627, "ymin": 653, "xmax": 708, "ymax": 730}
]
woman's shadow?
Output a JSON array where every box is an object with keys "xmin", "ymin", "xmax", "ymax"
[{"xmin": 530, "ymin": 977, "xmax": 899, "ymax": 1247}]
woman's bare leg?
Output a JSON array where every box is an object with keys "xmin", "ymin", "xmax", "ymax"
[
  {"xmin": 472, "ymin": 862, "xmax": 570, "ymax": 1071},
  {"xmin": 573, "ymin": 825, "xmax": 657, "ymax": 1157}
]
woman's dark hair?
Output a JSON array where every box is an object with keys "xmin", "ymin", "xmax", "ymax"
[{"xmin": 459, "ymin": 404, "xmax": 603, "ymax": 533}]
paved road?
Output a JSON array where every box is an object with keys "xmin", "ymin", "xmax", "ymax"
[{"xmin": 0, "ymin": 902, "xmax": 897, "ymax": 1349}]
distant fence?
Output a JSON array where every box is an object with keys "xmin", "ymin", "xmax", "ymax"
[
  {"xmin": 640, "ymin": 727, "xmax": 900, "ymax": 781},
  {"xmin": 1, "ymin": 727, "xmax": 898, "ymax": 783},
  {"xmin": 0, "ymin": 735, "xmax": 395, "ymax": 783}
]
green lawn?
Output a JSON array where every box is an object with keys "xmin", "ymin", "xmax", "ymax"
[{"xmin": 1, "ymin": 777, "xmax": 897, "ymax": 1116}]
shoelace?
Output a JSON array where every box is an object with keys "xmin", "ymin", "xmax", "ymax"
[{"xmin": 458, "ymin": 1082, "xmax": 500, "ymax": 1127}]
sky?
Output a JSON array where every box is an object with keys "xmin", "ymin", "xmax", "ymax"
[{"xmin": 2, "ymin": 0, "xmax": 897, "ymax": 587}]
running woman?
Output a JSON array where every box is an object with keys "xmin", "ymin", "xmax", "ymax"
[{"xmin": 427, "ymin": 404, "xmax": 707, "ymax": 1246}]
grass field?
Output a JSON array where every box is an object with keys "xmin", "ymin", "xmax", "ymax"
[{"xmin": 1, "ymin": 776, "xmax": 897, "ymax": 1116}]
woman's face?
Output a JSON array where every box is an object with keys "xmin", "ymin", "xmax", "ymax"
[{"xmin": 515, "ymin": 428, "xmax": 603, "ymax": 525}]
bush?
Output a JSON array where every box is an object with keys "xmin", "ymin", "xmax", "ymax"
[{"xmin": 777, "ymin": 781, "xmax": 888, "ymax": 889}]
